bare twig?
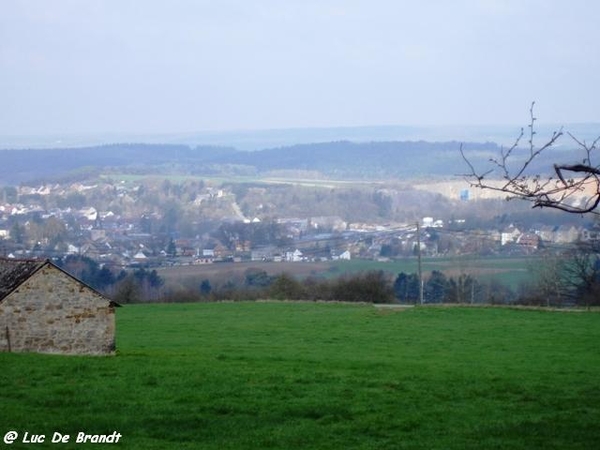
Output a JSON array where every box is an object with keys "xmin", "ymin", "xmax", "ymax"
[{"xmin": 460, "ymin": 103, "xmax": 600, "ymax": 214}]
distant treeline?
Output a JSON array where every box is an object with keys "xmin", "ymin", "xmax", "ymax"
[
  {"xmin": 0, "ymin": 140, "xmax": 507, "ymax": 185},
  {"xmin": 0, "ymin": 144, "xmax": 236, "ymax": 184},
  {"xmin": 56, "ymin": 255, "xmax": 165, "ymax": 303},
  {"xmin": 59, "ymin": 255, "xmax": 599, "ymax": 307},
  {"xmin": 120, "ymin": 264, "xmax": 598, "ymax": 307},
  {"xmin": 164, "ymin": 269, "xmax": 515, "ymax": 305}
]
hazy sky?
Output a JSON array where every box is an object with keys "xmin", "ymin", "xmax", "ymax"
[{"xmin": 1, "ymin": 0, "xmax": 599, "ymax": 136}]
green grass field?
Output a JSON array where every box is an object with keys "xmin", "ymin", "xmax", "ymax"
[
  {"xmin": 1, "ymin": 302, "xmax": 599, "ymax": 449},
  {"xmin": 331, "ymin": 256, "xmax": 534, "ymax": 288}
]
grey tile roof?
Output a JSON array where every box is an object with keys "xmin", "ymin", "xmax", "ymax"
[{"xmin": 0, "ymin": 259, "xmax": 46, "ymax": 301}]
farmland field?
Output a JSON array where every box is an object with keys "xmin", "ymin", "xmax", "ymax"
[
  {"xmin": 1, "ymin": 302, "xmax": 599, "ymax": 449},
  {"xmin": 159, "ymin": 256, "xmax": 534, "ymax": 291}
]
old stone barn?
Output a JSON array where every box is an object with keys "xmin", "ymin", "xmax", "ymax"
[{"xmin": 0, "ymin": 258, "xmax": 118, "ymax": 355}]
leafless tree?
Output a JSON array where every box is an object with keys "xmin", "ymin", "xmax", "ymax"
[
  {"xmin": 561, "ymin": 241, "xmax": 600, "ymax": 308},
  {"xmin": 528, "ymin": 250, "xmax": 569, "ymax": 307},
  {"xmin": 460, "ymin": 102, "xmax": 600, "ymax": 214}
]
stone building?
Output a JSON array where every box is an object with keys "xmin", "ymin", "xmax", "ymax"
[{"xmin": 0, "ymin": 258, "xmax": 118, "ymax": 355}]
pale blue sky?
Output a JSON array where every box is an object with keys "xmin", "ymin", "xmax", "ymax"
[{"xmin": 1, "ymin": 0, "xmax": 599, "ymax": 137}]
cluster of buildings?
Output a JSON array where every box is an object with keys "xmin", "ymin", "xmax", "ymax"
[{"xmin": 0, "ymin": 180, "xmax": 598, "ymax": 267}]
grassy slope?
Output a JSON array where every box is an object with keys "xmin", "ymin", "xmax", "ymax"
[{"xmin": 1, "ymin": 303, "xmax": 599, "ymax": 449}]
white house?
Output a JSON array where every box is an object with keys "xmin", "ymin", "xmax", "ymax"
[
  {"xmin": 338, "ymin": 250, "xmax": 351, "ymax": 260},
  {"xmin": 501, "ymin": 226, "xmax": 521, "ymax": 245},
  {"xmin": 286, "ymin": 249, "xmax": 303, "ymax": 262},
  {"xmin": 79, "ymin": 207, "xmax": 98, "ymax": 221},
  {"xmin": 133, "ymin": 251, "xmax": 147, "ymax": 260}
]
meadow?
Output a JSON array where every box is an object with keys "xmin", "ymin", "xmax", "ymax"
[
  {"xmin": 331, "ymin": 256, "xmax": 534, "ymax": 288},
  {"xmin": 1, "ymin": 302, "xmax": 599, "ymax": 449},
  {"xmin": 159, "ymin": 256, "xmax": 534, "ymax": 293}
]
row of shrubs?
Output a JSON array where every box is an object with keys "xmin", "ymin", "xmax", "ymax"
[
  {"xmin": 154, "ymin": 270, "xmax": 398, "ymax": 304},
  {"xmin": 59, "ymin": 256, "xmax": 598, "ymax": 306},
  {"xmin": 146, "ymin": 269, "xmax": 513, "ymax": 305}
]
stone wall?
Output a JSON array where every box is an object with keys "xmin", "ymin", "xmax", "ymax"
[{"xmin": 0, "ymin": 264, "xmax": 115, "ymax": 355}]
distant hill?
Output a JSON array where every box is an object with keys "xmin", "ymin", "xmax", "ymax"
[
  {"xmin": 4, "ymin": 123, "xmax": 598, "ymax": 151},
  {"xmin": 0, "ymin": 144, "xmax": 236, "ymax": 184},
  {"xmin": 0, "ymin": 139, "xmax": 571, "ymax": 185},
  {"xmin": 218, "ymin": 140, "xmax": 501, "ymax": 178}
]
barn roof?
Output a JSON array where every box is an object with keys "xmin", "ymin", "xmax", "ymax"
[
  {"xmin": 0, "ymin": 258, "xmax": 119, "ymax": 306},
  {"xmin": 0, "ymin": 259, "xmax": 46, "ymax": 301}
]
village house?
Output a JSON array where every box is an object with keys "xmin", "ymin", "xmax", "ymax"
[
  {"xmin": 286, "ymin": 249, "xmax": 304, "ymax": 262},
  {"xmin": 332, "ymin": 250, "xmax": 351, "ymax": 261},
  {"xmin": 516, "ymin": 232, "xmax": 541, "ymax": 252},
  {"xmin": 193, "ymin": 248, "xmax": 215, "ymax": 264},
  {"xmin": 535, "ymin": 224, "xmax": 582, "ymax": 244},
  {"xmin": 581, "ymin": 226, "xmax": 600, "ymax": 242},
  {"xmin": 0, "ymin": 258, "xmax": 118, "ymax": 355},
  {"xmin": 500, "ymin": 225, "xmax": 521, "ymax": 246},
  {"xmin": 554, "ymin": 225, "xmax": 581, "ymax": 244}
]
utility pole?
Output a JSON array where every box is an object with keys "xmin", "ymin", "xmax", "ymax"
[{"xmin": 416, "ymin": 221, "xmax": 424, "ymax": 305}]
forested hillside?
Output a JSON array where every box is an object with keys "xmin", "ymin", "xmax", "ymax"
[
  {"xmin": 0, "ymin": 140, "xmax": 504, "ymax": 184},
  {"xmin": 0, "ymin": 144, "xmax": 236, "ymax": 184}
]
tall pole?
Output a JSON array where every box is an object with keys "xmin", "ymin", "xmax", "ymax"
[{"xmin": 416, "ymin": 221, "xmax": 424, "ymax": 305}]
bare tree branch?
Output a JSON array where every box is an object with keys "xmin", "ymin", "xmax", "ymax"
[{"xmin": 460, "ymin": 103, "xmax": 600, "ymax": 214}]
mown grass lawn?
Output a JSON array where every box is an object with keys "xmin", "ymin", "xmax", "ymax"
[{"xmin": 1, "ymin": 302, "xmax": 599, "ymax": 449}]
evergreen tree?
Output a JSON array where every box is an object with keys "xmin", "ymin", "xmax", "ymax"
[
  {"xmin": 394, "ymin": 272, "xmax": 420, "ymax": 303},
  {"xmin": 200, "ymin": 279, "xmax": 212, "ymax": 296},
  {"xmin": 425, "ymin": 271, "xmax": 448, "ymax": 303}
]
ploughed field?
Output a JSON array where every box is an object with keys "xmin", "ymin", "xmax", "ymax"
[{"xmin": 1, "ymin": 302, "xmax": 599, "ymax": 449}]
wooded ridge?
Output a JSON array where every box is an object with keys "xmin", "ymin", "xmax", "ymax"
[{"xmin": 0, "ymin": 140, "xmax": 507, "ymax": 184}]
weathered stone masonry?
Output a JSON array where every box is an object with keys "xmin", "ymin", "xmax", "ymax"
[{"xmin": 0, "ymin": 259, "xmax": 117, "ymax": 355}]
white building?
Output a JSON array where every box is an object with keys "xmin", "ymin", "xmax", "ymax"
[{"xmin": 285, "ymin": 249, "xmax": 303, "ymax": 262}]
